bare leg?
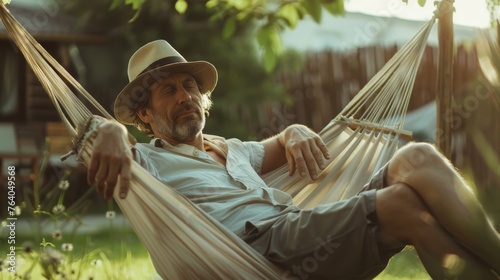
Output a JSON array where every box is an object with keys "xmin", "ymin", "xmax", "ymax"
[
  {"xmin": 376, "ymin": 184, "xmax": 498, "ymax": 279},
  {"xmin": 386, "ymin": 143, "xmax": 500, "ymax": 273}
]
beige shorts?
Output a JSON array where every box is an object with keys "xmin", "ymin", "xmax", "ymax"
[{"xmin": 241, "ymin": 164, "xmax": 404, "ymax": 280}]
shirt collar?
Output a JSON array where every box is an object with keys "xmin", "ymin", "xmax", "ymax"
[
  {"xmin": 150, "ymin": 136, "xmax": 228, "ymax": 159},
  {"xmin": 150, "ymin": 138, "xmax": 199, "ymax": 157}
]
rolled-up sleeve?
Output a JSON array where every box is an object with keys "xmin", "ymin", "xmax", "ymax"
[{"xmin": 242, "ymin": 141, "xmax": 265, "ymax": 175}]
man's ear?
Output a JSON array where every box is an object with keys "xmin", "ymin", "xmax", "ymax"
[{"xmin": 137, "ymin": 108, "xmax": 153, "ymax": 124}]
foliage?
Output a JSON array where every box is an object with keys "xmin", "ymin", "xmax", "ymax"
[
  {"xmin": 402, "ymin": 0, "xmax": 427, "ymax": 7},
  {"xmin": 108, "ymin": 0, "xmax": 345, "ymax": 71},
  {"xmin": 486, "ymin": 0, "xmax": 500, "ymax": 22},
  {"xmin": 62, "ymin": 0, "xmax": 302, "ymax": 140}
]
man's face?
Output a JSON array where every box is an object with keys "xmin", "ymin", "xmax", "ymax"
[{"xmin": 145, "ymin": 72, "xmax": 206, "ymax": 144}]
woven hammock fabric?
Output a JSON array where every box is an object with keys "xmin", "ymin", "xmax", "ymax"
[
  {"xmin": 0, "ymin": 2, "xmax": 435, "ymax": 278},
  {"xmin": 263, "ymin": 18, "xmax": 436, "ymax": 208}
]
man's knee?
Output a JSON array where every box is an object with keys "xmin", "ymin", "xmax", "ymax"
[
  {"xmin": 395, "ymin": 142, "xmax": 442, "ymax": 167},
  {"xmin": 388, "ymin": 142, "xmax": 450, "ymax": 184}
]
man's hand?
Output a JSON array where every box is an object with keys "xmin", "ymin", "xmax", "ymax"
[
  {"xmin": 279, "ymin": 124, "xmax": 330, "ymax": 180},
  {"xmin": 87, "ymin": 120, "xmax": 133, "ymax": 200}
]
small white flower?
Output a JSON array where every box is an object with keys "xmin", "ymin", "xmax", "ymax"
[
  {"xmin": 52, "ymin": 205, "xmax": 65, "ymax": 214},
  {"xmin": 52, "ymin": 230, "xmax": 62, "ymax": 240},
  {"xmin": 58, "ymin": 180, "xmax": 70, "ymax": 190},
  {"xmin": 14, "ymin": 206, "xmax": 21, "ymax": 216},
  {"xmin": 105, "ymin": 211, "xmax": 116, "ymax": 219},
  {"xmin": 61, "ymin": 243, "xmax": 73, "ymax": 252},
  {"xmin": 90, "ymin": 259, "xmax": 102, "ymax": 267}
]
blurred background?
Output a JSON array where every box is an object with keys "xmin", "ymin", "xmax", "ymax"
[{"xmin": 0, "ymin": 0, "xmax": 499, "ymax": 278}]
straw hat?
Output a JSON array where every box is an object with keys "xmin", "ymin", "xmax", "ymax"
[{"xmin": 114, "ymin": 40, "xmax": 218, "ymax": 125}]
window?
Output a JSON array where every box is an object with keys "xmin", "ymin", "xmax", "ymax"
[{"xmin": 0, "ymin": 44, "xmax": 23, "ymax": 121}]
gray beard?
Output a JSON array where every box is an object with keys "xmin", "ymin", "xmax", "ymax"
[{"xmin": 154, "ymin": 111, "xmax": 205, "ymax": 143}]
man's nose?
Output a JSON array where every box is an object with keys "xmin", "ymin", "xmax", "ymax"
[{"xmin": 177, "ymin": 88, "xmax": 192, "ymax": 104}]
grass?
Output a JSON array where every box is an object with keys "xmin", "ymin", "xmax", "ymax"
[
  {"xmin": 376, "ymin": 248, "xmax": 430, "ymax": 280},
  {"xmin": 1, "ymin": 224, "xmax": 158, "ymax": 280}
]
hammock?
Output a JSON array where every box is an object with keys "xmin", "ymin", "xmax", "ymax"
[{"xmin": 0, "ymin": 2, "xmax": 435, "ymax": 278}]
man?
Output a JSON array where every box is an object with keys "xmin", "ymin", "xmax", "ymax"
[{"xmin": 87, "ymin": 40, "xmax": 500, "ymax": 279}]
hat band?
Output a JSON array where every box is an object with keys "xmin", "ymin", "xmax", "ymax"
[{"xmin": 138, "ymin": 56, "xmax": 185, "ymax": 77}]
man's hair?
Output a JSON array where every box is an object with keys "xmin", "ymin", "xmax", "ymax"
[{"xmin": 132, "ymin": 83, "xmax": 213, "ymax": 138}]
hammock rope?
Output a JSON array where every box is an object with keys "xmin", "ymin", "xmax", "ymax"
[
  {"xmin": 263, "ymin": 16, "xmax": 436, "ymax": 208},
  {"xmin": 0, "ymin": 2, "xmax": 436, "ymax": 278}
]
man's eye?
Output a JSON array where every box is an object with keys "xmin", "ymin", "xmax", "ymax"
[
  {"xmin": 162, "ymin": 87, "xmax": 175, "ymax": 94},
  {"xmin": 184, "ymin": 83, "xmax": 195, "ymax": 89}
]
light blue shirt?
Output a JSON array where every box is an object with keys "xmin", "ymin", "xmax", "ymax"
[{"xmin": 133, "ymin": 135, "xmax": 294, "ymax": 235}]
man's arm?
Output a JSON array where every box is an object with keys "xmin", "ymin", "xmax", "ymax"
[
  {"xmin": 261, "ymin": 124, "xmax": 330, "ymax": 180},
  {"xmin": 86, "ymin": 119, "xmax": 133, "ymax": 200}
]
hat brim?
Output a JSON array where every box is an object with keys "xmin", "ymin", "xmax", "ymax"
[{"xmin": 114, "ymin": 61, "xmax": 217, "ymax": 125}]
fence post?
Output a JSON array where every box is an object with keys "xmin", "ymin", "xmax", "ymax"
[{"xmin": 436, "ymin": 0, "xmax": 454, "ymax": 158}]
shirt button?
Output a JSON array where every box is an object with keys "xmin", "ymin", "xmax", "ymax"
[{"xmin": 193, "ymin": 150, "xmax": 198, "ymax": 156}]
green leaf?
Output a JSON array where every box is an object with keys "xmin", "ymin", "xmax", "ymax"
[
  {"xmin": 418, "ymin": 0, "xmax": 427, "ymax": 7},
  {"xmin": 230, "ymin": 0, "xmax": 250, "ymax": 10},
  {"xmin": 222, "ymin": 18, "xmax": 236, "ymax": 38},
  {"xmin": 125, "ymin": 0, "xmax": 143, "ymax": 10},
  {"xmin": 263, "ymin": 48, "xmax": 277, "ymax": 72},
  {"xmin": 110, "ymin": 0, "xmax": 122, "ymax": 10},
  {"xmin": 301, "ymin": 0, "xmax": 322, "ymax": 23},
  {"xmin": 257, "ymin": 24, "xmax": 281, "ymax": 53},
  {"xmin": 209, "ymin": 9, "xmax": 226, "ymax": 22},
  {"xmin": 278, "ymin": 3, "xmax": 300, "ymax": 28},
  {"xmin": 175, "ymin": 0, "xmax": 188, "ymax": 14},
  {"xmin": 40, "ymin": 238, "xmax": 55, "ymax": 248},
  {"xmin": 206, "ymin": 0, "xmax": 219, "ymax": 9},
  {"xmin": 257, "ymin": 24, "xmax": 282, "ymax": 71},
  {"xmin": 236, "ymin": 8, "xmax": 253, "ymax": 20},
  {"xmin": 322, "ymin": 0, "xmax": 345, "ymax": 16}
]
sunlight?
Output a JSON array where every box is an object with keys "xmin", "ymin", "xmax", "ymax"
[{"xmin": 346, "ymin": 0, "xmax": 491, "ymax": 28}]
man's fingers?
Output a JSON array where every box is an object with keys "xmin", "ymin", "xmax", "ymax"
[
  {"xmin": 286, "ymin": 151, "xmax": 296, "ymax": 176},
  {"xmin": 103, "ymin": 182, "xmax": 114, "ymax": 200},
  {"xmin": 87, "ymin": 153, "xmax": 100, "ymax": 185},
  {"xmin": 294, "ymin": 154, "xmax": 307, "ymax": 178},
  {"xmin": 96, "ymin": 180, "xmax": 106, "ymax": 198},
  {"xmin": 312, "ymin": 148, "xmax": 325, "ymax": 170},
  {"xmin": 315, "ymin": 137, "xmax": 331, "ymax": 160},
  {"xmin": 103, "ymin": 158, "xmax": 121, "ymax": 199},
  {"xmin": 118, "ymin": 157, "xmax": 132, "ymax": 199},
  {"xmin": 301, "ymin": 148, "xmax": 318, "ymax": 180},
  {"xmin": 94, "ymin": 155, "xmax": 110, "ymax": 197},
  {"xmin": 288, "ymin": 143, "xmax": 306, "ymax": 177}
]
